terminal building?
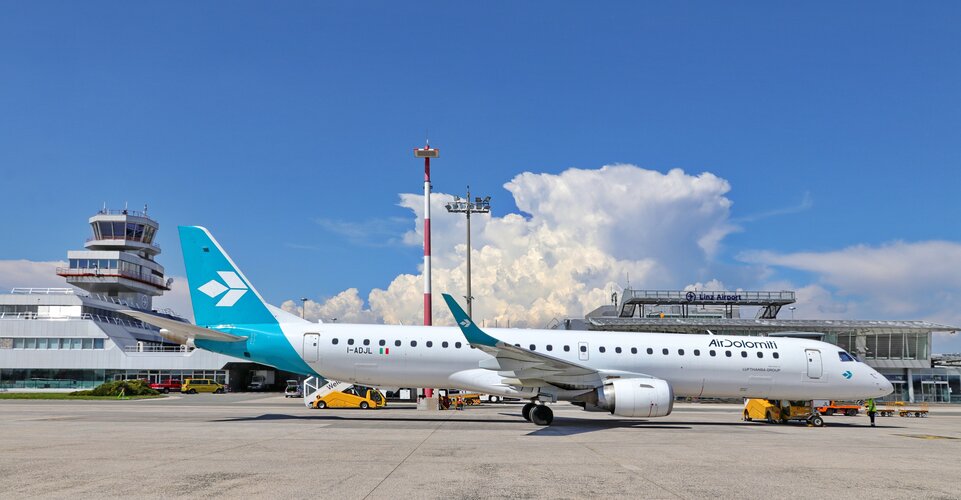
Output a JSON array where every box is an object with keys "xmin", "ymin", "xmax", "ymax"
[
  {"xmin": 0, "ymin": 207, "xmax": 275, "ymax": 391},
  {"xmin": 562, "ymin": 289, "xmax": 961, "ymax": 403}
]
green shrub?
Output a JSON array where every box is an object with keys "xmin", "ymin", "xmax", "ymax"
[{"xmin": 71, "ymin": 380, "xmax": 160, "ymax": 397}]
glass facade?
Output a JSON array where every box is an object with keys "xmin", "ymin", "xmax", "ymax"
[
  {"xmin": 0, "ymin": 369, "xmax": 228, "ymax": 390},
  {"xmin": 92, "ymin": 222, "xmax": 155, "ymax": 244},
  {"xmin": 833, "ymin": 332, "xmax": 930, "ymax": 362},
  {"xmin": 4, "ymin": 338, "xmax": 104, "ymax": 350}
]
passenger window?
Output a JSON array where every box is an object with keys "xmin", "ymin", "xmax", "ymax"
[
  {"xmin": 395, "ymin": 340, "xmax": 401, "ymax": 347},
  {"xmin": 515, "ymin": 344, "xmax": 521, "ymax": 348},
  {"xmin": 455, "ymin": 342, "xmax": 462, "ymax": 348},
  {"xmin": 332, "ymin": 338, "xmax": 339, "ymax": 345},
  {"xmin": 379, "ymin": 339, "xmax": 386, "ymax": 346},
  {"xmin": 647, "ymin": 348, "xmax": 654, "ymax": 354},
  {"xmin": 580, "ymin": 345, "xmax": 587, "ymax": 353},
  {"xmin": 615, "ymin": 347, "xmax": 622, "ymax": 354},
  {"xmin": 411, "ymin": 340, "xmax": 417, "ymax": 347},
  {"xmin": 363, "ymin": 339, "xmax": 370, "ymax": 346},
  {"xmin": 599, "ymin": 346, "xmax": 606, "ymax": 353},
  {"xmin": 348, "ymin": 339, "xmax": 354, "ymax": 345},
  {"xmin": 741, "ymin": 351, "xmax": 748, "ymax": 358},
  {"xmin": 564, "ymin": 345, "xmax": 570, "ymax": 352},
  {"xmin": 442, "ymin": 341, "xmax": 449, "ymax": 348},
  {"xmin": 725, "ymin": 351, "xmax": 732, "ymax": 357},
  {"xmin": 773, "ymin": 352, "xmax": 780, "ymax": 359},
  {"xmin": 710, "ymin": 350, "xmax": 716, "ymax": 356},
  {"xmin": 757, "ymin": 352, "xmax": 763, "ymax": 358},
  {"xmin": 631, "ymin": 347, "xmax": 637, "ymax": 354},
  {"xmin": 426, "ymin": 341, "xmax": 433, "ymax": 348},
  {"xmin": 546, "ymin": 345, "xmax": 553, "ymax": 351},
  {"xmin": 693, "ymin": 349, "xmax": 700, "ymax": 356},
  {"xmin": 530, "ymin": 344, "xmax": 536, "ymax": 350},
  {"xmin": 662, "ymin": 348, "xmax": 669, "ymax": 355},
  {"xmin": 678, "ymin": 349, "xmax": 685, "ymax": 356}
]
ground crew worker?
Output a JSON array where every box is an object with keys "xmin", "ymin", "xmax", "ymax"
[{"xmin": 867, "ymin": 398, "xmax": 877, "ymax": 427}]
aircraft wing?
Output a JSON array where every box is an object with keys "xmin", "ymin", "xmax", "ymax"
[
  {"xmin": 121, "ymin": 310, "xmax": 248, "ymax": 343},
  {"xmin": 442, "ymin": 294, "xmax": 607, "ymax": 390}
]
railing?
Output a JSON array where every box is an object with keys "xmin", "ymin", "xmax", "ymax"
[
  {"xmin": 10, "ymin": 288, "xmax": 76, "ymax": 295},
  {"xmin": 56, "ymin": 267, "xmax": 170, "ymax": 290},
  {"xmin": 95, "ymin": 208, "xmax": 154, "ymax": 220},
  {"xmin": 0, "ymin": 311, "xmax": 154, "ymax": 330},
  {"xmin": 621, "ymin": 289, "xmax": 796, "ymax": 302},
  {"xmin": 123, "ymin": 345, "xmax": 193, "ymax": 353}
]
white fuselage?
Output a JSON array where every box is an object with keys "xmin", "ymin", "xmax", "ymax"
[{"xmin": 284, "ymin": 322, "xmax": 893, "ymax": 401}]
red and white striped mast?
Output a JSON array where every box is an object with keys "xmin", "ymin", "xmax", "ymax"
[
  {"xmin": 414, "ymin": 143, "xmax": 439, "ymax": 400},
  {"xmin": 414, "ymin": 143, "xmax": 438, "ymax": 326}
]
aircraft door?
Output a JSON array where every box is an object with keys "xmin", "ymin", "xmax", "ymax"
[
  {"xmin": 805, "ymin": 349, "xmax": 822, "ymax": 379},
  {"xmin": 578, "ymin": 341, "xmax": 589, "ymax": 361},
  {"xmin": 304, "ymin": 333, "xmax": 320, "ymax": 363}
]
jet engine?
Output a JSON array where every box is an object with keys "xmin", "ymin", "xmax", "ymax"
[{"xmin": 590, "ymin": 378, "xmax": 674, "ymax": 417}]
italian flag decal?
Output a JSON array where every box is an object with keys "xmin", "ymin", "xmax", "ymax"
[{"xmin": 379, "ymin": 348, "xmax": 389, "ymax": 355}]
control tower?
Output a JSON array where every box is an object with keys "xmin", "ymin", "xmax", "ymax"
[{"xmin": 56, "ymin": 206, "xmax": 171, "ymax": 310}]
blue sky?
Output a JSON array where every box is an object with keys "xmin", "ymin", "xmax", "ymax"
[{"xmin": 2, "ymin": 3, "xmax": 961, "ymax": 349}]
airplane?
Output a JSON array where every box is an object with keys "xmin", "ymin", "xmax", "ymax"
[{"xmin": 125, "ymin": 226, "xmax": 894, "ymax": 426}]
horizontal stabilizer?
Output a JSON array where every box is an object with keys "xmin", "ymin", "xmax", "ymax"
[{"xmin": 121, "ymin": 310, "xmax": 248, "ymax": 343}]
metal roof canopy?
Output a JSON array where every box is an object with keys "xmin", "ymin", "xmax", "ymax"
[
  {"xmin": 589, "ymin": 317, "xmax": 960, "ymax": 335},
  {"xmin": 618, "ymin": 289, "xmax": 796, "ymax": 319}
]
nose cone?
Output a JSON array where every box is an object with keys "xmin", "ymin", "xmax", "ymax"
[{"xmin": 879, "ymin": 377, "xmax": 894, "ymax": 396}]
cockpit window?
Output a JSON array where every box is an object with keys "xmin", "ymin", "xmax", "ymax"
[{"xmin": 838, "ymin": 351, "xmax": 855, "ymax": 362}]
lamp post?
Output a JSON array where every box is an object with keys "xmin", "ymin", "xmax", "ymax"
[
  {"xmin": 789, "ymin": 306, "xmax": 796, "ymax": 319},
  {"xmin": 445, "ymin": 186, "xmax": 491, "ymax": 318},
  {"xmin": 301, "ymin": 297, "xmax": 308, "ymax": 319}
]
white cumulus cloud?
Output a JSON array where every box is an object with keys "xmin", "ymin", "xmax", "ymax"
[
  {"xmin": 293, "ymin": 164, "xmax": 736, "ymax": 328},
  {"xmin": 0, "ymin": 260, "xmax": 69, "ymax": 290}
]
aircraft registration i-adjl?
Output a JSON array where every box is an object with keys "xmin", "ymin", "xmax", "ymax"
[{"xmin": 126, "ymin": 226, "xmax": 894, "ymax": 426}]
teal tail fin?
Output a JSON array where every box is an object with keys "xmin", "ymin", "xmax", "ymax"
[
  {"xmin": 442, "ymin": 293, "xmax": 499, "ymax": 347},
  {"xmin": 179, "ymin": 226, "xmax": 277, "ymax": 326}
]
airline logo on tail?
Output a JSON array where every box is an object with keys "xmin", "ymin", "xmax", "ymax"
[{"xmin": 198, "ymin": 271, "xmax": 249, "ymax": 307}]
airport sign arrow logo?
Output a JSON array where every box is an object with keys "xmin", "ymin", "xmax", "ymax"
[{"xmin": 198, "ymin": 271, "xmax": 249, "ymax": 307}]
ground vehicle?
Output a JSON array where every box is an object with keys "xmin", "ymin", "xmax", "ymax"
[
  {"xmin": 247, "ymin": 370, "xmax": 275, "ymax": 391},
  {"xmin": 878, "ymin": 401, "xmax": 930, "ymax": 417},
  {"xmin": 149, "ymin": 379, "xmax": 181, "ymax": 394},
  {"xmin": 181, "ymin": 378, "xmax": 225, "ymax": 394},
  {"xmin": 284, "ymin": 380, "xmax": 303, "ymax": 398},
  {"xmin": 815, "ymin": 400, "xmax": 860, "ymax": 416},
  {"xmin": 743, "ymin": 399, "xmax": 824, "ymax": 427},
  {"xmin": 312, "ymin": 387, "xmax": 385, "ymax": 409}
]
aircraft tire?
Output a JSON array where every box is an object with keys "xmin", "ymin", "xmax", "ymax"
[
  {"xmin": 522, "ymin": 402, "xmax": 536, "ymax": 422},
  {"xmin": 530, "ymin": 405, "xmax": 553, "ymax": 426},
  {"xmin": 489, "ymin": 395, "xmax": 500, "ymax": 403}
]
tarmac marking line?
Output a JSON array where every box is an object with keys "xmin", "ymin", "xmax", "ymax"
[{"xmin": 362, "ymin": 411, "xmax": 454, "ymax": 499}]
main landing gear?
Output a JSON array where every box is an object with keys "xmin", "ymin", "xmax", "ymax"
[{"xmin": 522, "ymin": 402, "xmax": 554, "ymax": 426}]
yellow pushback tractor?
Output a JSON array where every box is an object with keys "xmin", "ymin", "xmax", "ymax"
[{"xmin": 743, "ymin": 399, "xmax": 825, "ymax": 427}]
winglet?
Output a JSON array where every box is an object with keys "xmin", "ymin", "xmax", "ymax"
[{"xmin": 442, "ymin": 293, "xmax": 499, "ymax": 347}]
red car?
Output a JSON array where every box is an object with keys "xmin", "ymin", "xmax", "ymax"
[{"xmin": 149, "ymin": 379, "xmax": 182, "ymax": 393}]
